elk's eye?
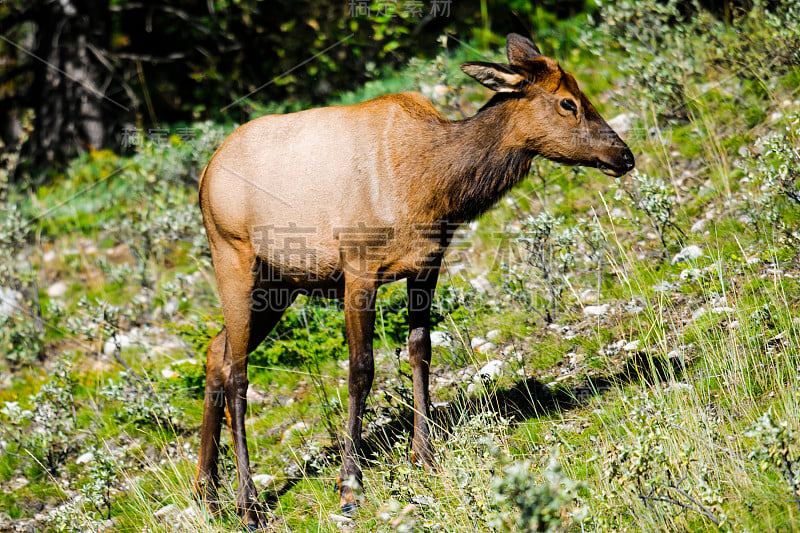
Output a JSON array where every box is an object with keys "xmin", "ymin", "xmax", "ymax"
[{"xmin": 560, "ymin": 98, "xmax": 578, "ymax": 114}]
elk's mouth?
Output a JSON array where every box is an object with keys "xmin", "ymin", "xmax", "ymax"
[{"xmin": 596, "ymin": 160, "xmax": 625, "ymax": 177}]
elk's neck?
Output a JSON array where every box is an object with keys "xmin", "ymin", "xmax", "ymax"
[{"xmin": 424, "ymin": 96, "xmax": 534, "ymax": 223}]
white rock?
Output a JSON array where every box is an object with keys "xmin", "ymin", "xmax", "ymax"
[
  {"xmin": 430, "ymin": 331, "xmax": 452, "ymax": 347},
  {"xmin": 154, "ymin": 504, "xmax": 176, "ymax": 517},
  {"xmin": 0, "ymin": 287, "xmax": 22, "ymax": 318},
  {"xmin": 252, "ymin": 473, "xmax": 276, "ymax": 486},
  {"xmin": 42, "ymin": 250, "xmax": 57, "ymax": 263},
  {"xmin": 486, "ymin": 329, "xmax": 503, "ymax": 342},
  {"xmin": 737, "ymin": 145, "xmax": 750, "ymax": 158},
  {"xmin": 770, "ymin": 111, "xmax": 783, "ymax": 122},
  {"xmin": 690, "ymin": 219, "xmax": 707, "ymax": 233},
  {"xmin": 178, "ymin": 506, "xmax": 199, "ymax": 521},
  {"xmin": 671, "ymin": 245, "xmax": 704, "ymax": 265},
  {"xmin": 477, "ymin": 359, "xmax": 506, "ymax": 380},
  {"xmin": 652, "ymin": 281, "xmax": 674, "ymax": 292},
  {"xmin": 171, "ymin": 358, "xmax": 198, "ymax": 367},
  {"xmin": 623, "ymin": 340, "xmax": 641, "ymax": 352},
  {"xmin": 246, "ymin": 387, "xmax": 266, "ymax": 403},
  {"xmin": 470, "ymin": 337, "xmax": 487, "ymax": 349},
  {"xmin": 610, "ymin": 207, "xmax": 627, "ymax": 220},
  {"xmin": 329, "ymin": 513, "xmax": 354, "ymax": 524},
  {"xmin": 607, "ymin": 112, "xmax": 635, "ymax": 137},
  {"xmin": 469, "ymin": 275, "xmax": 491, "ymax": 293},
  {"xmin": 579, "ymin": 289, "xmax": 599, "ymax": 304},
  {"xmin": 161, "ymin": 368, "xmax": 179, "ymax": 379},
  {"xmin": 163, "ymin": 299, "xmax": 179, "ymax": 315},
  {"xmin": 10, "ymin": 477, "xmax": 28, "ymax": 490},
  {"xmin": 583, "ymin": 304, "xmax": 610, "ymax": 317},
  {"xmin": 103, "ymin": 334, "xmax": 131, "ymax": 356},
  {"xmin": 692, "ymin": 307, "xmax": 707, "ymax": 321},
  {"xmin": 281, "ymin": 421, "xmax": 309, "ymax": 443},
  {"xmin": 475, "ymin": 342, "xmax": 497, "ymax": 354}
]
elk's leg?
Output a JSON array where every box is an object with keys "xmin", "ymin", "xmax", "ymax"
[
  {"xmin": 337, "ymin": 277, "xmax": 377, "ymax": 515},
  {"xmin": 210, "ymin": 249, "xmax": 285, "ymax": 529},
  {"xmin": 194, "ymin": 328, "xmax": 228, "ymax": 515},
  {"xmin": 407, "ymin": 270, "xmax": 439, "ymax": 468}
]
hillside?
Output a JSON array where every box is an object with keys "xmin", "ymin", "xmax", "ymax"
[{"xmin": 1, "ymin": 2, "xmax": 800, "ymax": 531}]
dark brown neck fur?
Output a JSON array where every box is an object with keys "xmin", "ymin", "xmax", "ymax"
[{"xmin": 422, "ymin": 93, "xmax": 534, "ymax": 223}]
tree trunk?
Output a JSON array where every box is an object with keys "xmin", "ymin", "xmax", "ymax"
[{"xmin": 17, "ymin": 0, "xmax": 111, "ymax": 179}]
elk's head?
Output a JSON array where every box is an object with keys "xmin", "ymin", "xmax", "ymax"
[{"xmin": 461, "ymin": 33, "xmax": 635, "ymax": 177}]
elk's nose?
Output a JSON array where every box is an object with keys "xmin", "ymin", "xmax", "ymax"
[{"xmin": 621, "ymin": 147, "xmax": 635, "ymax": 172}]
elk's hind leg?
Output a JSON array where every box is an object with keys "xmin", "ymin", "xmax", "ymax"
[
  {"xmin": 208, "ymin": 244, "xmax": 294, "ymax": 529},
  {"xmin": 194, "ymin": 328, "xmax": 228, "ymax": 515}
]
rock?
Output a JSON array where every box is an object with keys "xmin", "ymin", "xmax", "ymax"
[
  {"xmin": 161, "ymin": 368, "xmax": 179, "ymax": 379},
  {"xmin": 770, "ymin": 111, "xmax": 783, "ymax": 122},
  {"xmin": 692, "ymin": 307, "xmax": 707, "ymax": 321},
  {"xmin": 154, "ymin": 504, "xmax": 176, "ymax": 517},
  {"xmin": 281, "ymin": 421, "xmax": 309, "ymax": 443},
  {"xmin": 623, "ymin": 340, "xmax": 641, "ymax": 352},
  {"xmin": 42, "ymin": 250, "xmax": 57, "ymax": 263},
  {"xmin": 103, "ymin": 334, "xmax": 131, "ymax": 356},
  {"xmin": 651, "ymin": 281, "xmax": 674, "ymax": 293},
  {"xmin": 430, "ymin": 331, "xmax": 452, "ymax": 347},
  {"xmin": 246, "ymin": 387, "xmax": 266, "ymax": 403},
  {"xmin": 583, "ymin": 304, "xmax": 610, "ymax": 317},
  {"xmin": 711, "ymin": 306, "xmax": 735, "ymax": 314},
  {"xmin": 329, "ymin": 513, "xmax": 354, "ymax": 525},
  {"xmin": 252, "ymin": 473, "xmax": 276, "ymax": 486},
  {"xmin": 579, "ymin": 289, "xmax": 599, "ymax": 304},
  {"xmin": 610, "ymin": 207, "xmax": 627, "ymax": 220},
  {"xmin": 476, "ymin": 359, "xmax": 505, "ymax": 380},
  {"xmin": 469, "ymin": 275, "xmax": 491, "ymax": 293},
  {"xmin": 76, "ymin": 451, "xmax": 95, "ymax": 464},
  {"xmin": 163, "ymin": 298, "xmax": 179, "ymax": 315},
  {"xmin": 737, "ymin": 145, "xmax": 750, "ymax": 158},
  {"xmin": 10, "ymin": 477, "xmax": 28, "ymax": 490},
  {"xmin": 410, "ymin": 495, "xmax": 434, "ymax": 506},
  {"xmin": 671, "ymin": 245, "xmax": 703, "ymax": 265},
  {"xmin": 177, "ymin": 506, "xmax": 199, "ymax": 521},
  {"xmin": 171, "ymin": 358, "xmax": 198, "ymax": 367},
  {"xmin": 486, "ymin": 329, "xmax": 503, "ymax": 342},
  {"xmin": 470, "ymin": 337, "xmax": 487, "ymax": 350},
  {"xmin": 0, "ymin": 287, "xmax": 22, "ymax": 318},
  {"xmin": 474, "ymin": 342, "xmax": 497, "ymax": 354},
  {"xmin": 690, "ymin": 219, "xmax": 707, "ymax": 233},
  {"xmin": 607, "ymin": 112, "xmax": 635, "ymax": 137}
]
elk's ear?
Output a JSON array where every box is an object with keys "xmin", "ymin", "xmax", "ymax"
[
  {"xmin": 506, "ymin": 33, "xmax": 542, "ymax": 65},
  {"xmin": 521, "ymin": 57, "xmax": 562, "ymax": 92},
  {"xmin": 460, "ymin": 62, "xmax": 526, "ymax": 93}
]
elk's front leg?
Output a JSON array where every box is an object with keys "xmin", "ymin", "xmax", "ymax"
[
  {"xmin": 407, "ymin": 270, "xmax": 439, "ymax": 468},
  {"xmin": 337, "ymin": 277, "xmax": 377, "ymax": 516}
]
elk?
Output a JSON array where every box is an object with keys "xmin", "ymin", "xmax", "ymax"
[{"xmin": 193, "ymin": 33, "xmax": 634, "ymax": 528}]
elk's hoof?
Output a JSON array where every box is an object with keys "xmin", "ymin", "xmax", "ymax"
[{"xmin": 340, "ymin": 501, "xmax": 358, "ymax": 517}]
